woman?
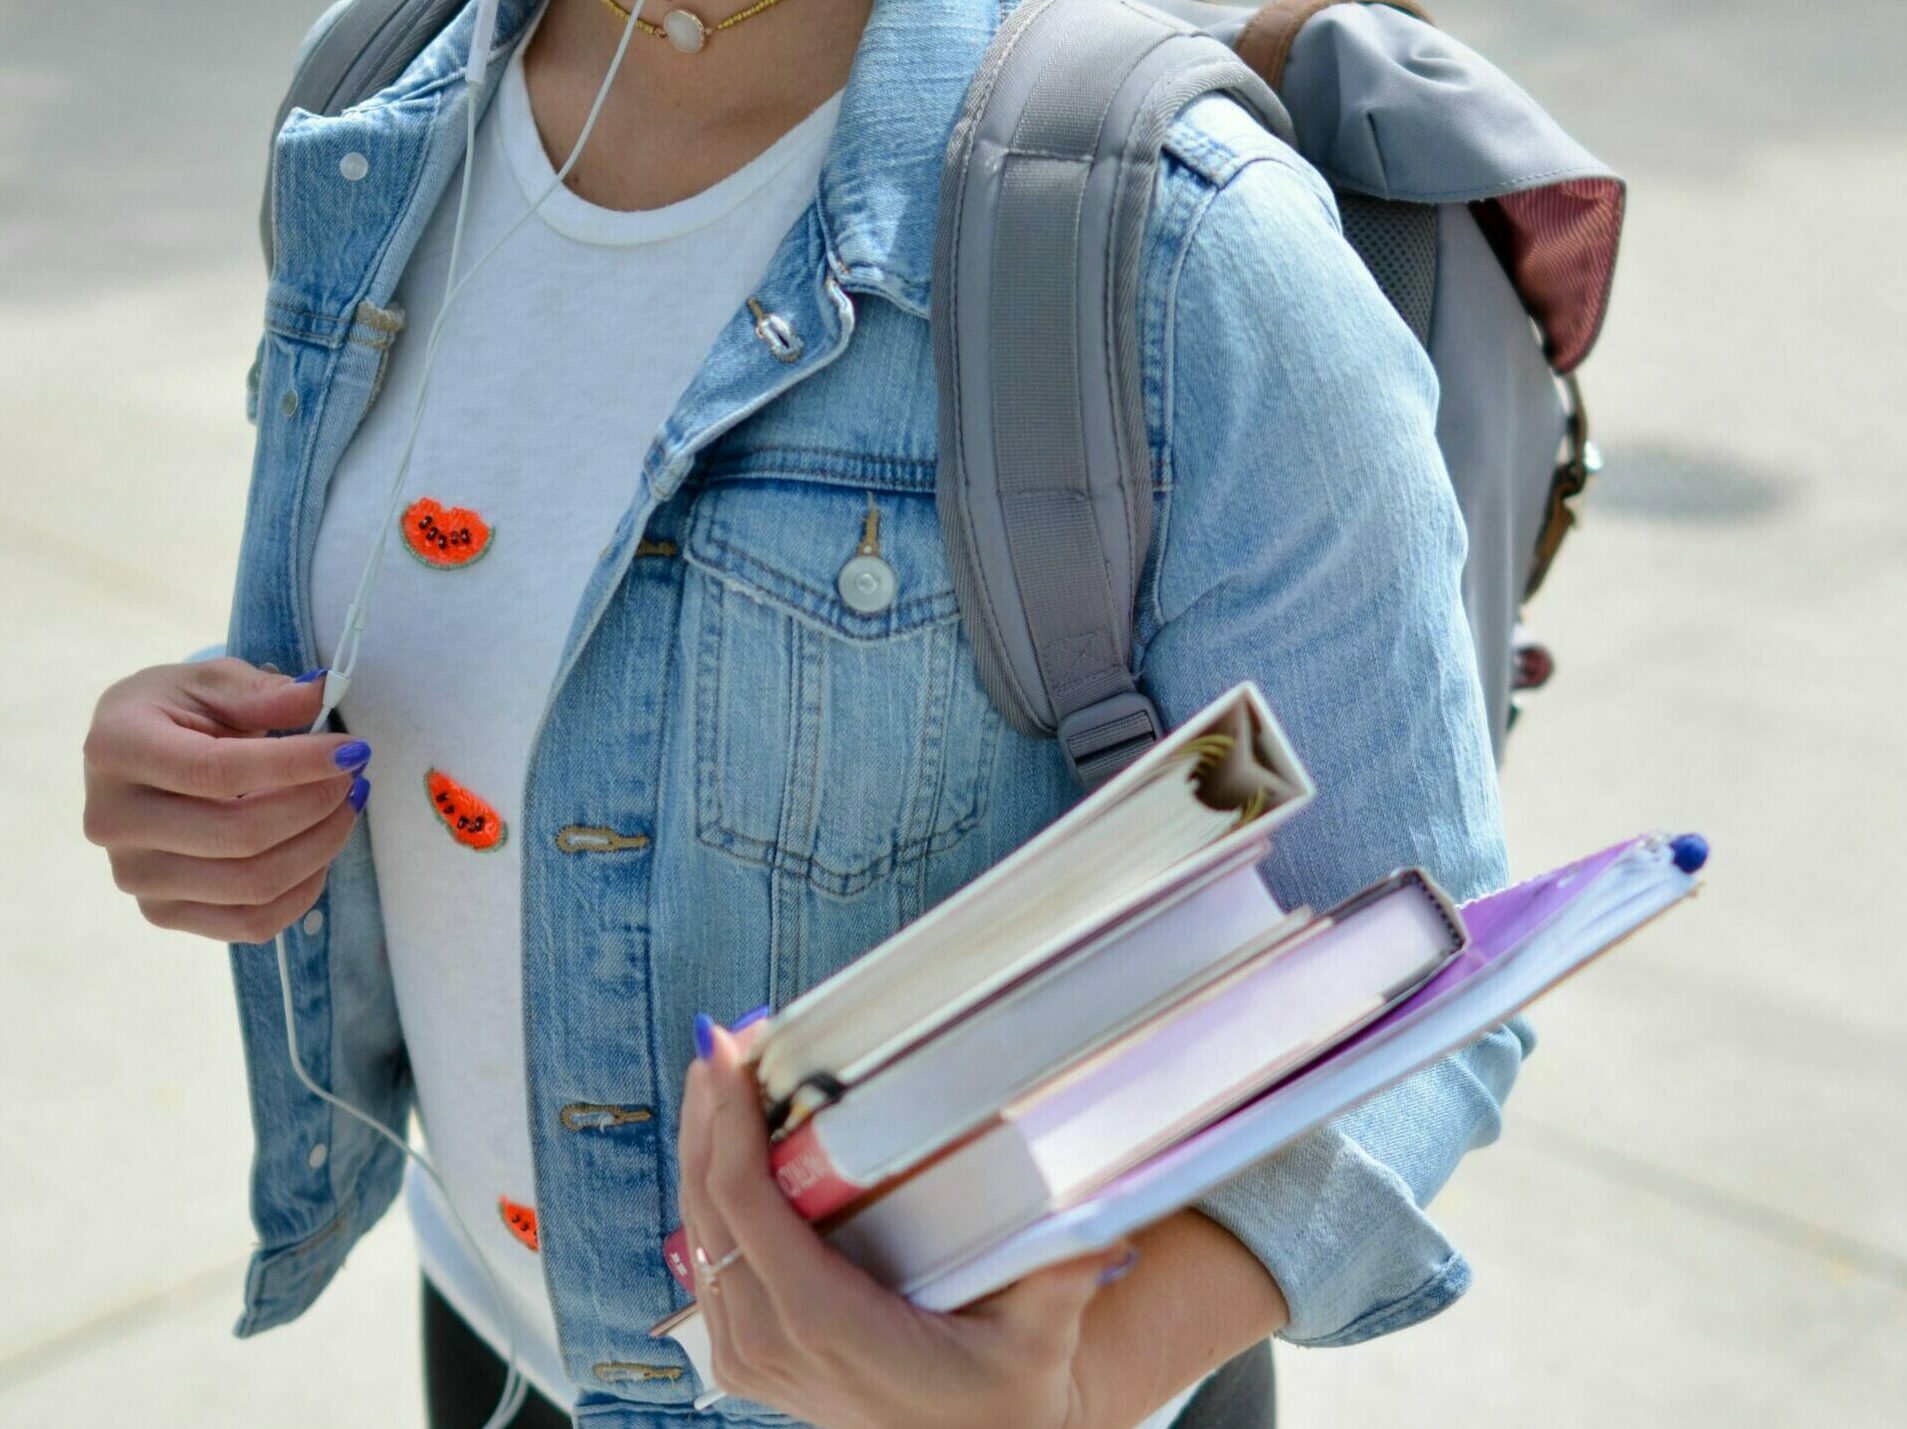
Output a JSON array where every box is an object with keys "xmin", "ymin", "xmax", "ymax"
[{"xmin": 80, "ymin": 0, "xmax": 1527, "ymax": 1424}]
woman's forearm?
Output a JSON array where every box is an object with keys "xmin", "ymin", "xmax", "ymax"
[{"xmin": 1068, "ymin": 1210, "xmax": 1289, "ymax": 1429}]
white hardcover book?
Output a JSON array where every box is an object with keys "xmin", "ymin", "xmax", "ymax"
[
  {"xmin": 823, "ymin": 871, "xmax": 1460, "ymax": 1286},
  {"xmin": 753, "ymin": 684, "xmax": 1314, "ymax": 1114},
  {"xmin": 774, "ymin": 854, "xmax": 1301, "ymax": 1212}
]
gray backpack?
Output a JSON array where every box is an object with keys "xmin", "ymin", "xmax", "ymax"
[{"xmin": 267, "ymin": 0, "xmax": 1624, "ymax": 787}]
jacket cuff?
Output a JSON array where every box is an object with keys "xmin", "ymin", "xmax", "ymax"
[
  {"xmin": 1192, "ymin": 1119, "xmax": 1471, "ymax": 1346},
  {"xmin": 1191, "ymin": 1019, "xmax": 1532, "ymax": 1346}
]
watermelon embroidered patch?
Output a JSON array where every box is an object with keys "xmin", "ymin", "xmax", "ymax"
[
  {"xmin": 402, "ymin": 497, "xmax": 493, "ymax": 568},
  {"xmin": 498, "ymin": 1197, "xmax": 539, "ymax": 1252},
  {"xmin": 426, "ymin": 769, "xmax": 508, "ymax": 851}
]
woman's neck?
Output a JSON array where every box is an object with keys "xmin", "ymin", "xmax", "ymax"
[{"xmin": 522, "ymin": 0, "xmax": 874, "ymax": 210}]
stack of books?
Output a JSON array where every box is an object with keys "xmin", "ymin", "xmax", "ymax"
[{"xmin": 653, "ymin": 683, "xmax": 1705, "ymax": 1391}]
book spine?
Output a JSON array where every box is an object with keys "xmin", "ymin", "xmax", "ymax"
[
  {"xmin": 657, "ymin": 1122, "xmax": 860, "ymax": 1297},
  {"xmin": 769, "ymin": 1115, "xmax": 865, "ymax": 1221},
  {"xmin": 662, "ymin": 1225, "xmax": 695, "ymax": 1294}
]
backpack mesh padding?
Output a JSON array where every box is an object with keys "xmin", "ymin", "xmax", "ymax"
[{"xmin": 1335, "ymin": 190, "xmax": 1439, "ymax": 348}]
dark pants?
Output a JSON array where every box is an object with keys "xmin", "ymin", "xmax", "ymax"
[
  {"xmin": 422, "ymin": 1277, "xmax": 1273, "ymax": 1429},
  {"xmin": 422, "ymin": 1279, "xmax": 571, "ymax": 1429}
]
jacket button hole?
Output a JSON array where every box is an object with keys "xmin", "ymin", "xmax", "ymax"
[
  {"xmin": 554, "ymin": 824, "xmax": 651, "ymax": 854},
  {"xmin": 745, "ymin": 296, "xmax": 803, "ymax": 363},
  {"xmin": 559, "ymin": 1102, "xmax": 654, "ymax": 1132},
  {"xmin": 593, "ymin": 1361, "xmax": 682, "ymax": 1383}
]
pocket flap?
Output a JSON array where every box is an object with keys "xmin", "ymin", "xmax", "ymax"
[{"xmin": 684, "ymin": 474, "xmax": 959, "ymax": 640}]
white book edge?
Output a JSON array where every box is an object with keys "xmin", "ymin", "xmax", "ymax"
[
  {"xmin": 824, "ymin": 872, "xmax": 1459, "ymax": 1294},
  {"xmin": 757, "ymin": 682, "xmax": 1314, "ymax": 1105},
  {"xmin": 809, "ymin": 853, "xmax": 1298, "ymax": 1188}
]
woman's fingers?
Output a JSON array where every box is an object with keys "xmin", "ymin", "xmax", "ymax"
[
  {"xmin": 95, "ymin": 772, "xmax": 358, "ymax": 860},
  {"xmin": 108, "ymin": 789, "xmax": 362, "ymax": 905},
  {"xmin": 678, "ymin": 1020, "xmax": 875, "ymax": 1402},
  {"xmin": 696, "ymin": 1024, "xmax": 861, "ymax": 1315},
  {"xmin": 676, "ymin": 1038, "xmax": 748, "ymax": 1388},
  {"xmin": 167, "ymin": 657, "xmax": 332, "ymax": 736},
  {"xmin": 137, "ymin": 865, "xmax": 331, "ymax": 945},
  {"xmin": 91, "ymin": 701, "xmax": 368, "ymax": 799}
]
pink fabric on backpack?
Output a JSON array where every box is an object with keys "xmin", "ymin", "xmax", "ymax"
[{"xmin": 1478, "ymin": 176, "xmax": 1626, "ymax": 374}]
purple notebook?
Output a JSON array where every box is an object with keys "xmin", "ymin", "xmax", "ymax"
[{"xmin": 1352, "ymin": 833, "xmax": 1649, "ymax": 1048}]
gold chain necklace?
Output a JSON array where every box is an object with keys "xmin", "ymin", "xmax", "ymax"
[{"xmin": 595, "ymin": 0, "xmax": 796, "ymax": 53}]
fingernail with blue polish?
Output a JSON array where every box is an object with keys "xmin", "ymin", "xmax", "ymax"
[
  {"xmin": 1670, "ymin": 832, "xmax": 1709, "ymax": 873},
  {"xmin": 333, "ymin": 739, "xmax": 372, "ymax": 771},
  {"xmin": 1097, "ymin": 1246, "xmax": 1139, "ymax": 1287},
  {"xmin": 293, "ymin": 668, "xmax": 328, "ymax": 684},
  {"xmin": 693, "ymin": 1013, "xmax": 716, "ymax": 1061},
  {"xmin": 349, "ymin": 775, "xmax": 371, "ymax": 813},
  {"xmin": 730, "ymin": 1004, "xmax": 770, "ymax": 1032}
]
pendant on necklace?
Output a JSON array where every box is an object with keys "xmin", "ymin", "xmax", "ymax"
[{"xmin": 662, "ymin": 8, "xmax": 708, "ymax": 52}]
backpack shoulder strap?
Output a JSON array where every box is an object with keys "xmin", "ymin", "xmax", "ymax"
[
  {"xmin": 1234, "ymin": 0, "xmax": 1433, "ymax": 89},
  {"xmin": 933, "ymin": 0, "xmax": 1292, "ymax": 788},
  {"xmin": 260, "ymin": 0, "xmax": 464, "ymax": 271}
]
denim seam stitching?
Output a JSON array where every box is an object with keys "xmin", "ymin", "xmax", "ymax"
[
  {"xmin": 1144, "ymin": 165, "xmax": 1229, "ymax": 653},
  {"xmin": 691, "ymin": 578, "xmax": 990, "ymax": 897},
  {"xmin": 695, "ymin": 532, "xmax": 958, "ymax": 633}
]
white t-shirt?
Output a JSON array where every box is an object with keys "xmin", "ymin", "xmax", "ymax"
[
  {"xmin": 310, "ymin": 35, "xmax": 842, "ymax": 1405},
  {"xmin": 312, "ymin": 29, "xmax": 1205, "ymax": 1429}
]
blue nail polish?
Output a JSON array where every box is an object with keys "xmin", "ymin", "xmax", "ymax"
[
  {"xmin": 693, "ymin": 1013, "xmax": 716, "ymax": 1061},
  {"xmin": 293, "ymin": 668, "xmax": 328, "ymax": 684},
  {"xmin": 349, "ymin": 775, "xmax": 371, "ymax": 813},
  {"xmin": 1670, "ymin": 832, "xmax": 1708, "ymax": 874},
  {"xmin": 333, "ymin": 739, "xmax": 371, "ymax": 771},
  {"xmin": 1097, "ymin": 1247, "xmax": 1140, "ymax": 1287},
  {"xmin": 730, "ymin": 1004, "xmax": 770, "ymax": 1032}
]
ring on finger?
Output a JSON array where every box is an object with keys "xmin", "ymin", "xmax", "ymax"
[{"xmin": 693, "ymin": 1242, "xmax": 747, "ymax": 1295}]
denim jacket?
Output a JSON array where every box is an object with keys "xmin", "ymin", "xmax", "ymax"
[{"xmin": 226, "ymin": 0, "xmax": 1529, "ymax": 1420}]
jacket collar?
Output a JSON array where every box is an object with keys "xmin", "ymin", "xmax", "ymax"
[
  {"xmin": 275, "ymin": 0, "xmax": 1013, "ymax": 503},
  {"xmin": 373, "ymin": 0, "xmax": 1009, "ymax": 318},
  {"xmin": 815, "ymin": 0, "xmax": 1007, "ymax": 315}
]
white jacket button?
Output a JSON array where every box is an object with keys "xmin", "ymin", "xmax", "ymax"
[{"xmin": 837, "ymin": 554, "xmax": 898, "ymax": 615}]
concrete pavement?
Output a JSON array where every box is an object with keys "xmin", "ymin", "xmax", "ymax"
[{"xmin": 2, "ymin": 1, "xmax": 1902, "ymax": 1424}]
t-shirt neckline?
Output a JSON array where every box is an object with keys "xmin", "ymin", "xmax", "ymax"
[{"xmin": 497, "ymin": 42, "xmax": 842, "ymax": 248}]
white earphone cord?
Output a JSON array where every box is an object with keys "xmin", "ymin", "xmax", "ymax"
[{"xmin": 283, "ymin": 6, "xmax": 651, "ymax": 1427}]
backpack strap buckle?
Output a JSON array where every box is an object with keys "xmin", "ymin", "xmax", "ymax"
[
  {"xmin": 1058, "ymin": 691, "xmax": 1163, "ymax": 791},
  {"xmin": 1526, "ymin": 373, "xmax": 1601, "ymax": 601}
]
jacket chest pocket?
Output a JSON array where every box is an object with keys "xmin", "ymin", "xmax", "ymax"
[{"xmin": 684, "ymin": 475, "xmax": 1001, "ymax": 898}]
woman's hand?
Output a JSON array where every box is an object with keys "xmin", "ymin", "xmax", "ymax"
[
  {"xmin": 672, "ymin": 1019, "xmax": 1132, "ymax": 1429},
  {"xmin": 82, "ymin": 659, "xmax": 373, "ymax": 943}
]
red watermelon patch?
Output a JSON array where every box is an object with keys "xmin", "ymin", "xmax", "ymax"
[
  {"xmin": 426, "ymin": 769, "xmax": 508, "ymax": 852},
  {"xmin": 498, "ymin": 1196, "xmax": 539, "ymax": 1252},
  {"xmin": 402, "ymin": 497, "xmax": 493, "ymax": 568}
]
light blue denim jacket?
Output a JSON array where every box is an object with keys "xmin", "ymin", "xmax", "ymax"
[{"xmin": 227, "ymin": 0, "xmax": 1529, "ymax": 1419}]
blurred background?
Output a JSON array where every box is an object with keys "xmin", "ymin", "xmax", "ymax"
[{"xmin": 2, "ymin": 0, "xmax": 1903, "ymax": 1423}]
